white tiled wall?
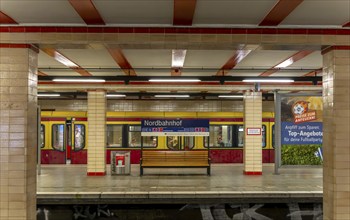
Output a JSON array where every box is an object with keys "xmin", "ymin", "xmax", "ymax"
[
  {"xmin": 322, "ymin": 49, "xmax": 350, "ymax": 220},
  {"xmin": 0, "ymin": 48, "xmax": 38, "ymax": 220},
  {"xmin": 243, "ymin": 91, "xmax": 262, "ymax": 174}
]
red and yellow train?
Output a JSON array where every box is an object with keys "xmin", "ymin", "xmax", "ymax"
[{"xmin": 40, "ymin": 111, "xmax": 275, "ymax": 164}]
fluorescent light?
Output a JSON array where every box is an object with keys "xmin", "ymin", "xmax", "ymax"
[
  {"xmin": 149, "ymin": 79, "xmax": 200, "ymax": 82},
  {"xmin": 106, "ymin": 94, "xmax": 126, "ymax": 97},
  {"xmin": 218, "ymin": 95, "xmax": 244, "ymax": 98},
  {"xmin": 38, "ymin": 94, "xmax": 60, "ymax": 97},
  {"xmin": 243, "ymin": 79, "xmax": 294, "ymax": 83},
  {"xmin": 275, "ymin": 58, "xmax": 294, "ymax": 68},
  {"xmin": 53, "ymin": 79, "xmax": 106, "ymax": 83},
  {"xmin": 155, "ymin": 95, "xmax": 190, "ymax": 98},
  {"xmin": 172, "ymin": 49, "xmax": 187, "ymax": 68}
]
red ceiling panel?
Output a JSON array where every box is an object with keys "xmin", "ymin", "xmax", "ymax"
[
  {"xmin": 107, "ymin": 48, "xmax": 137, "ymax": 76},
  {"xmin": 68, "ymin": 0, "xmax": 105, "ymax": 25},
  {"xmin": 259, "ymin": 0, "xmax": 304, "ymax": 26},
  {"xmin": 0, "ymin": 11, "xmax": 17, "ymax": 24},
  {"xmin": 173, "ymin": 0, "xmax": 197, "ymax": 25}
]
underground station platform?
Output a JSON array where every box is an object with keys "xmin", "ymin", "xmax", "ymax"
[{"xmin": 37, "ymin": 164, "xmax": 322, "ymax": 205}]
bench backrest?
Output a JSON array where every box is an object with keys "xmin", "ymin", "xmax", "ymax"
[{"xmin": 142, "ymin": 150, "xmax": 208, "ymax": 162}]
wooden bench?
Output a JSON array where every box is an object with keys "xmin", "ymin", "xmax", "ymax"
[{"xmin": 140, "ymin": 150, "xmax": 210, "ymax": 176}]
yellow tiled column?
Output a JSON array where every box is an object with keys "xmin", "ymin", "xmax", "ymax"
[
  {"xmin": 87, "ymin": 91, "xmax": 106, "ymax": 176},
  {"xmin": 0, "ymin": 45, "xmax": 38, "ymax": 220},
  {"xmin": 243, "ymin": 91, "xmax": 262, "ymax": 175},
  {"xmin": 322, "ymin": 46, "xmax": 350, "ymax": 220}
]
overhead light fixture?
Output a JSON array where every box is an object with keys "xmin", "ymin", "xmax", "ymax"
[
  {"xmin": 275, "ymin": 58, "xmax": 294, "ymax": 68},
  {"xmin": 52, "ymin": 79, "xmax": 106, "ymax": 83},
  {"xmin": 149, "ymin": 79, "xmax": 201, "ymax": 82},
  {"xmin": 154, "ymin": 95, "xmax": 190, "ymax": 98},
  {"xmin": 243, "ymin": 79, "xmax": 294, "ymax": 83},
  {"xmin": 218, "ymin": 95, "xmax": 244, "ymax": 98},
  {"xmin": 37, "ymin": 94, "xmax": 60, "ymax": 97},
  {"xmin": 106, "ymin": 94, "xmax": 126, "ymax": 97},
  {"xmin": 172, "ymin": 49, "xmax": 187, "ymax": 68}
]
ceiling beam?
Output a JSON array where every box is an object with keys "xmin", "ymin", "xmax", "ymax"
[
  {"xmin": 41, "ymin": 48, "xmax": 92, "ymax": 76},
  {"xmin": 259, "ymin": 50, "xmax": 314, "ymax": 76},
  {"xmin": 0, "ymin": 11, "xmax": 17, "ymax": 24},
  {"xmin": 68, "ymin": 0, "xmax": 105, "ymax": 25},
  {"xmin": 173, "ymin": 0, "xmax": 197, "ymax": 25},
  {"xmin": 303, "ymin": 68, "xmax": 322, "ymax": 76},
  {"xmin": 259, "ymin": 0, "xmax": 304, "ymax": 26},
  {"xmin": 216, "ymin": 50, "xmax": 252, "ymax": 76},
  {"xmin": 343, "ymin": 22, "xmax": 350, "ymax": 27},
  {"xmin": 107, "ymin": 48, "xmax": 137, "ymax": 76},
  {"xmin": 37, "ymin": 70, "xmax": 48, "ymax": 76}
]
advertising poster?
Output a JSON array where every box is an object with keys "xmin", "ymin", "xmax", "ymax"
[{"xmin": 281, "ymin": 96, "xmax": 323, "ymax": 165}]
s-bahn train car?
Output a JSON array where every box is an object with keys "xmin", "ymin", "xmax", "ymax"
[{"xmin": 40, "ymin": 111, "xmax": 274, "ymax": 164}]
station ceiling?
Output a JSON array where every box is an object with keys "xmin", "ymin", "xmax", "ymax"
[{"xmin": 1, "ymin": 0, "xmax": 349, "ymax": 98}]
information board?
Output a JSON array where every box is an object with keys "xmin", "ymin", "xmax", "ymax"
[{"xmin": 141, "ymin": 119, "xmax": 209, "ymax": 136}]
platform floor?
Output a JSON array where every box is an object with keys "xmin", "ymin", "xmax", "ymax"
[{"xmin": 37, "ymin": 164, "xmax": 323, "ymax": 204}]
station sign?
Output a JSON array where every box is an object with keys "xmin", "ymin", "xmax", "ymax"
[
  {"xmin": 246, "ymin": 128, "xmax": 261, "ymax": 135},
  {"xmin": 141, "ymin": 119, "xmax": 209, "ymax": 136}
]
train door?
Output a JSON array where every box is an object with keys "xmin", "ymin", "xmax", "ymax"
[
  {"xmin": 71, "ymin": 120, "xmax": 88, "ymax": 164},
  {"xmin": 166, "ymin": 136, "xmax": 195, "ymax": 150},
  {"xmin": 50, "ymin": 120, "xmax": 66, "ymax": 164}
]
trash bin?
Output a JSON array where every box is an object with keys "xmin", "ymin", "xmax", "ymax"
[{"xmin": 111, "ymin": 151, "xmax": 131, "ymax": 175}]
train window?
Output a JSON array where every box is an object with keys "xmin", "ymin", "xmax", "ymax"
[
  {"xmin": 237, "ymin": 125, "xmax": 267, "ymax": 148},
  {"xmin": 262, "ymin": 125, "xmax": 266, "ymax": 148},
  {"xmin": 107, "ymin": 125, "xmax": 123, "ymax": 147},
  {"xmin": 261, "ymin": 125, "xmax": 266, "ymax": 147},
  {"xmin": 237, "ymin": 125, "xmax": 244, "ymax": 147},
  {"xmin": 128, "ymin": 125, "xmax": 157, "ymax": 148},
  {"xmin": 52, "ymin": 124, "xmax": 64, "ymax": 151},
  {"xmin": 183, "ymin": 136, "xmax": 195, "ymax": 150},
  {"xmin": 204, "ymin": 125, "xmax": 233, "ymax": 148},
  {"xmin": 128, "ymin": 125, "xmax": 141, "ymax": 147},
  {"xmin": 143, "ymin": 136, "xmax": 158, "ymax": 148},
  {"xmin": 40, "ymin": 124, "xmax": 45, "ymax": 148},
  {"xmin": 166, "ymin": 136, "xmax": 195, "ymax": 150},
  {"xmin": 167, "ymin": 136, "xmax": 180, "ymax": 150},
  {"xmin": 74, "ymin": 124, "xmax": 85, "ymax": 151}
]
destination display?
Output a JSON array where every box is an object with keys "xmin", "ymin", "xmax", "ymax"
[{"xmin": 141, "ymin": 119, "xmax": 209, "ymax": 136}]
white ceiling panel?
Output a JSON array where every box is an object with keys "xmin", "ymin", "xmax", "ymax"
[
  {"xmin": 185, "ymin": 50, "xmax": 236, "ymax": 68},
  {"xmin": 234, "ymin": 50, "xmax": 298, "ymax": 69},
  {"xmin": 288, "ymin": 51, "xmax": 322, "ymax": 69},
  {"xmin": 282, "ymin": 0, "xmax": 350, "ymax": 26},
  {"xmin": 40, "ymin": 70, "xmax": 81, "ymax": 76},
  {"xmin": 38, "ymin": 52, "xmax": 68, "ymax": 68},
  {"xmin": 94, "ymin": 0, "xmax": 173, "ymax": 24},
  {"xmin": 193, "ymin": 0, "xmax": 276, "ymax": 25},
  {"xmin": 58, "ymin": 49, "xmax": 118, "ymax": 68},
  {"xmin": 0, "ymin": 0, "xmax": 84, "ymax": 24},
  {"xmin": 122, "ymin": 49, "xmax": 172, "ymax": 68},
  {"xmin": 269, "ymin": 71, "xmax": 311, "ymax": 77}
]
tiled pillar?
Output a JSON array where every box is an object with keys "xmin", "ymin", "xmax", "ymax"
[
  {"xmin": 322, "ymin": 46, "xmax": 350, "ymax": 220},
  {"xmin": 243, "ymin": 91, "xmax": 262, "ymax": 175},
  {"xmin": 87, "ymin": 90, "xmax": 106, "ymax": 176},
  {"xmin": 0, "ymin": 45, "xmax": 38, "ymax": 220}
]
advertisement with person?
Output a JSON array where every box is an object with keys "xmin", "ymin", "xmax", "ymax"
[{"xmin": 281, "ymin": 96, "xmax": 323, "ymax": 165}]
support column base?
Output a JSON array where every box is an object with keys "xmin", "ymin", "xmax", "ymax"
[
  {"xmin": 87, "ymin": 172, "xmax": 106, "ymax": 176},
  {"xmin": 243, "ymin": 171, "xmax": 262, "ymax": 175}
]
